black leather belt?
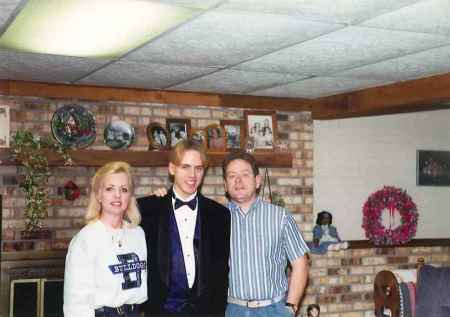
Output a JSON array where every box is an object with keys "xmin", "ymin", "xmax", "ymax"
[{"xmin": 95, "ymin": 304, "xmax": 137, "ymax": 316}]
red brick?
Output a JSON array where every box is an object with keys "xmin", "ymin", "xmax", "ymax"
[
  {"xmin": 342, "ymin": 258, "xmax": 362, "ymax": 265},
  {"xmin": 387, "ymin": 256, "xmax": 409, "ymax": 264},
  {"xmin": 327, "ymin": 285, "xmax": 351, "ymax": 294},
  {"xmin": 375, "ymin": 248, "xmax": 397, "ymax": 255},
  {"xmin": 341, "ymin": 293, "xmax": 363, "ymax": 302},
  {"xmin": 328, "ymin": 268, "xmax": 340, "ymax": 275},
  {"xmin": 317, "ymin": 295, "xmax": 337, "ymax": 304},
  {"xmin": 2, "ymin": 241, "xmax": 34, "ymax": 251}
]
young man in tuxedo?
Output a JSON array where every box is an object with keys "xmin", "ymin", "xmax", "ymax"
[{"xmin": 137, "ymin": 139, "xmax": 230, "ymax": 317}]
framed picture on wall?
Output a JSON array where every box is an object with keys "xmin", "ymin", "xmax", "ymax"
[
  {"xmin": 221, "ymin": 120, "xmax": 245, "ymax": 150},
  {"xmin": 205, "ymin": 124, "xmax": 226, "ymax": 151},
  {"xmin": 417, "ymin": 150, "xmax": 450, "ymax": 186},
  {"xmin": 191, "ymin": 128, "xmax": 207, "ymax": 148},
  {"xmin": 0, "ymin": 105, "xmax": 10, "ymax": 148},
  {"xmin": 147, "ymin": 122, "xmax": 169, "ymax": 150},
  {"xmin": 166, "ymin": 119, "xmax": 191, "ymax": 148},
  {"xmin": 244, "ymin": 110, "xmax": 277, "ymax": 151}
]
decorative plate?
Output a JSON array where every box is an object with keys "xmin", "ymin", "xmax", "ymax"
[
  {"xmin": 147, "ymin": 123, "xmax": 168, "ymax": 150},
  {"xmin": 51, "ymin": 104, "xmax": 96, "ymax": 149},
  {"xmin": 104, "ymin": 120, "xmax": 135, "ymax": 150}
]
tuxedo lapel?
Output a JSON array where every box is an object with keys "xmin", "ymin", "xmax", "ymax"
[{"xmin": 158, "ymin": 192, "xmax": 173, "ymax": 288}]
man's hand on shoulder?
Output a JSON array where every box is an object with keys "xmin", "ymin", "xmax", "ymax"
[{"xmin": 153, "ymin": 188, "xmax": 167, "ymax": 197}]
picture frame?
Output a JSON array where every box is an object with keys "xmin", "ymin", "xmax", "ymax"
[
  {"xmin": 417, "ymin": 150, "xmax": 450, "ymax": 186},
  {"xmin": 190, "ymin": 128, "xmax": 207, "ymax": 148},
  {"xmin": 244, "ymin": 110, "xmax": 277, "ymax": 151},
  {"xmin": 0, "ymin": 105, "xmax": 10, "ymax": 148},
  {"xmin": 205, "ymin": 124, "xmax": 226, "ymax": 151},
  {"xmin": 166, "ymin": 118, "xmax": 191, "ymax": 148},
  {"xmin": 221, "ymin": 119, "xmax": 245, "ymax": 150},
  {"xmin": 147, "ymin": 122, "xmax": 169, "ymax": 150}
]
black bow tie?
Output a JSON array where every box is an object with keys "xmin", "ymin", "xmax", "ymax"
[{"xmin": 174, "ymin": 197, "xmax": 197, "ymax": 210}]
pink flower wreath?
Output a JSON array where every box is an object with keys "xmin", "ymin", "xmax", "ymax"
[{"xmin": 362, "ymin": 186, "xmax": 418, "ymax": 245}]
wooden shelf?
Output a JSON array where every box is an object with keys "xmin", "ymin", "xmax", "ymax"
[
  {"xmin": 0, "ymin": 148, "xmax": 293, "ymax": 168},
  {"xmin": 348, "ymin": 238, "xmax": 450, "ymax": 249}
]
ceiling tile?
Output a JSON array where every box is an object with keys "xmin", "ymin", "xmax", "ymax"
[
  {"xmin": 249, "ymin": 76, "xmax": 391, "ymax": 99},
  {"xmin": 330, "ymin": 45, "xmax": 450, "ymax": 81},
  {"xmin": 0, "ymin": 0, "xmax": 21, "ymax": 28},
  {"xmin": 235, "ymin": 26, "xmax": 450, "ymax": 75},
  {"xmin": 0, "ymin": 50, "xmax": 110, "ymax": 83},
  {"xmin": 361, "ymin": 0, "xmax": 450, "ymax": 36},
  {"xmin": 170, "ymin": 69, "xmax": 308, "ymax": 94},
  {"xmin": 218, "ymin": 0, "xmax": 422, "ymax": 24},
  {"xmin": 78, "ymin": 60, "xmax": 217, "ymax": 89},
  {"xmin": 124, "ymin": 10, "xmax": 342, "ymax": 67}
]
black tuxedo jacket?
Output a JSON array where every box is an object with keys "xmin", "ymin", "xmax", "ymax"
[{"xmin": 137, "ymin": 191, "xmax": 231, "ymax": 316}]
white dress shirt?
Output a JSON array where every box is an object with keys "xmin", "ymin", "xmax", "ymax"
[{"xmin": 172, "ymin": 189, "xmax": 198, "ymax": 288}]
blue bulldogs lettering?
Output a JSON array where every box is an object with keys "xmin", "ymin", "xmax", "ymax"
[{"xmin": 109, "ymin": 252, "xmax": 147, "ymax": 290}]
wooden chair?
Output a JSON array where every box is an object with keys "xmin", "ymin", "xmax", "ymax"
[{"xmin": 373, "ymin": 258, "xmax": 424, "ymax": 317}]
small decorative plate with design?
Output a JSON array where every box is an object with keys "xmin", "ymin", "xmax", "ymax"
[
  {"xmin": 51, "ymin": 104, "xmax": 96, "ymax": 149},
  {"xmin": 104, "ymin": 120, "xmax": 135, "ymax": 150}
]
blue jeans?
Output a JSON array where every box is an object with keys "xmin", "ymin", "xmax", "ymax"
[{"xmin": 225, "ymin": 300, "xmax": 295, "ymax": 317}]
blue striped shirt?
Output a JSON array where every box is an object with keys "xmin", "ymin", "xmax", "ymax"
[{"xmin": 227, "ymin": 197, "xmax": 310, "ymax": 300}]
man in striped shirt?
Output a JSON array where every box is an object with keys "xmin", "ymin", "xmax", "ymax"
[{"xmin": 222, "ymin": 150, "xmax": 310, "ymax": 317}]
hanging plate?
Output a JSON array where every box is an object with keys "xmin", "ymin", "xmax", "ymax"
[
  {"xmin": 104, "ymin": 120, "xmax": 135, "ymax": 150},
  {"xmin": 51, "ymin": 104, "xmax": 96, "ymax": 149}
]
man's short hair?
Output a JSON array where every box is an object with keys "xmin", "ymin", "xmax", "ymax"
[
  {"xmin": 169, "ymin": 138, "xmax": 208, "ymax": 167},
  {"xmin": 222, "ymin": 150, "xmax": 259, "ymax": 178}
]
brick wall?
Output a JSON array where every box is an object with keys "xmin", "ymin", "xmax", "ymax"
[
  {"xmin": 0, "ymin": 96, "xmax": 313, "ymax": 250},
  {"xmin": 305, "ymin": 246, "xmax": 450, "ymax": 317},
  {"xmin": 1, "ymin": 94, "xmax": 449, "ymax": 317}
]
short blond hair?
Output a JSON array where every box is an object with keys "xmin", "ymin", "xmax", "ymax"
[
  {"xmin": 169, "ymin": 138, "xmax": 208, "ymax": 167},
  {"xmin": 85, "ymin": 161, "xmax": 141, "ymax": 226}
]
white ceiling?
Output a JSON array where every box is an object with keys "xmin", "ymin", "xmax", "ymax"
[{"xmin": 1, "ymin": 0, "xmax": 450, "ymax": 99}]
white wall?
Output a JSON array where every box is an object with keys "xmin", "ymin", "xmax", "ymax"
[{"xmin": 314, "ymin": 109, "xmax": 450, "ymax": 240}]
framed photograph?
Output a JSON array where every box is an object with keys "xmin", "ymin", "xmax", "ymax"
[
  {"xmin": 417, "ymin": 150, "xmax": 450, "ymax": 186},
  {"xmin": 221, "ymin": 120, "xmax": 245, "ymax": 150},
  {"xmin": 191, "ymin": 128, "xmax": 207, "ymax": 148},
  {"xmin": 166, "ymin": 119, "xmax": 191, "ymax": 148},
  {"xmin": 244, "ymin": 110, "xmax": 277, "ymax": 151},
  {"xmin": 205, "ymin": 124, "xmax": 226, "ymax": 151},
  {"xmin": 147, "ymin": 122, "xmax": 169, "ymax": 150},
  {"xmin": 0, "ymin": 105, "xmax": 10, "ymax": 148}
]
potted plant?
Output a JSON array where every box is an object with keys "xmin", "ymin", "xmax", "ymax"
[{"xmin": 11, "ymin": 130, "xmax": 71, "ymax": 233}]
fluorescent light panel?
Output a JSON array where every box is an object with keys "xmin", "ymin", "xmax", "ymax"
[{"xmin": 0, "ymin": 0, "xmax": 197, "ymax": 58}]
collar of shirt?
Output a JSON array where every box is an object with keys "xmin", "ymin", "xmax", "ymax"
[{"xmin": 228, "ymin": 197, "xmax": 262, "ymax": 216}]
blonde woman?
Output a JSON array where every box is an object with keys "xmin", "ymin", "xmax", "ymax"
[{"xmin": 64, "ymin": 161, "xmax": 147, "ymax": 317}]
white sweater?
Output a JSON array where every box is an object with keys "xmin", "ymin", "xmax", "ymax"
[{"xmin": 63, "ymin": 220, "xmax": 147, "ymax": 317}]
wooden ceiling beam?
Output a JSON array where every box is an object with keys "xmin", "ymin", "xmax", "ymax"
[
  {"xmin": 4, "ymin": 73, "xmax": 450, "ymax": 119},
  {"xmin": 0, "ymin": 80, "xmax": 314, "ymax": 112},
  {"xmin": 312, "ymin": 72, "xmax": 450, "ymax": 119}
]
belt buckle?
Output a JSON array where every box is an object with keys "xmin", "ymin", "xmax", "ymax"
[
  {"xmin": 116, "ymin": 306, "xmax": 124, "ymax": 315},
  {"xmin": 247, "ymin": 300, "xmax": 260, "ymax": 308}
]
